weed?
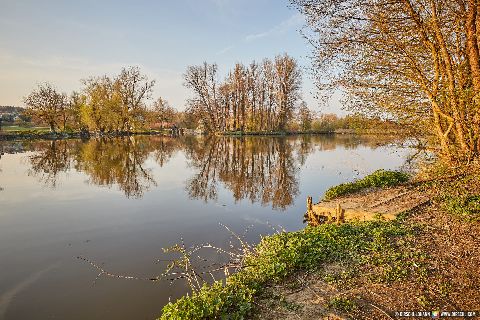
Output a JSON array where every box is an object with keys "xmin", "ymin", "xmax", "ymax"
[{"xmin": 442, "ymin": 195, "xmax": 480, "ymax": 221}]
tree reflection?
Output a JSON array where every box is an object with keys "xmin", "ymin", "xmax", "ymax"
[
  {"xmin": 185, "ymin": 137, "xmax": 301, "ymax": 210},
  {"xmin": 22, "ymin": 134, "xmax": 401, "ymax": 204},
  {"xmin": 74, "ymin": 137, "xmax": 157, "ymax": 198},
  {"xmin": 28, "ymin": 140, "xmax": 73, "ymax": 187}
]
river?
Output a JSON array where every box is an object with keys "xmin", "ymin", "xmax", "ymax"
[{"xmin": 0, "ymin": 134, "xmax": 411, "ymax": 320}]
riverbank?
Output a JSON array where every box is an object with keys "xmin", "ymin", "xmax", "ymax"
[
  {"xmin": 0, "ymin": 129, "xmax": 172, "ymax": 141},
  {"xmin": 0, "ymin": 128, "xmax": 409, "ymax": 141},
  {"xmin": 219, "ymin": 128, "xmax": 409, "ymax": 136},
  {"xmin": 158, "ymin": 163, "xmax": 480, "ymax": 319}
]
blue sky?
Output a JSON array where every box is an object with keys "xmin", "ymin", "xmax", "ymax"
[{"xmin": 0, "ymin": 0, "xmax": 343, "ymax": 113}]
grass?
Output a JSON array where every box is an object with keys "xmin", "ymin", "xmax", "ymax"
[
  {"xmin": 1, "ymin": 125, "xmax": 49, "ymax": 133},
  {"xmin": 423, "ymin": 161, "xmax": 480, "ymax": 222},
  {"xmin": 159, "ymin": 219, "xmax": 418, "ymax": 319},
  {"xmin": 323, "ymin": 169, "xmax": 409, "ymax": 200}
]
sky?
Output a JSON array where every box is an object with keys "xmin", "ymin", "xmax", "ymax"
[{"xmin": 0, "ymin": 0, "xmax": 344, "ymax": 114}]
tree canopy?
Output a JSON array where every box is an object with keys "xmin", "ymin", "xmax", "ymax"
[{"xmin": 291, "ymin": 0, "xmax": 480, "ymax": 161}]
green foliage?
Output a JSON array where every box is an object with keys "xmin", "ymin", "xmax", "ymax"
[
  {"xmin": 328, "ymin": 296, "xmax": 357, "ymax": 312},
  {"xmin": 442, "ymin": 195, "xmax": 480, "ymax": 221},
  {"xmin": 159, "ymin": 220, "xmax": 413, "ymax": 319},
  {"xmin": 324, "ymin": 170, "xmax": 410, "ymax": 200},
  {"xmin": 160, "ymin": 281, "xmax": 254, "ymax": 320}
]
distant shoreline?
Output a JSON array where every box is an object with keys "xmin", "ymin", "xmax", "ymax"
[
  {"xmin": 0, "ymin": 128, "xmax": 409, "ymax": 141},
  {"xmin": 0, "ymin": 130, "xmax": 170, "ymax": 141}
]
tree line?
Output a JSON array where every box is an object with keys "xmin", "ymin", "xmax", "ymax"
[
  {"xmin": 23, "ymin": 66, "xmax": 187, "ymax": 133},
  {"xmin": 23, "ymin": 56, "xmax": 306, "ymax": 135},
  {"xmin": 291, "ymin": 0, "xmax": 480, "ymax": 161},
  {"xmin": 184, "ymin": 53, "xmax": 302, "ymax": 133}
]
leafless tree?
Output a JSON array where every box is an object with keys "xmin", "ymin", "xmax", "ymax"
[
  {"xmin": 24, "ymin": 83, "xmax": 68, "ymax": 132},
  {"xmin": 184, "ymin": 54, "xmax": 302, "ymax": 133}
]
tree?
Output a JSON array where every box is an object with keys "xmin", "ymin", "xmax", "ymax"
[
  {"xmin": 81, "ymin": 76, "xmax": 121, "ymax": 133},
  {"xmin": 152, "ymin": 97, "xmax": 176, "ymax": 128},
  {"xmin": 298, "ymin": 101, "xmax": 313, "ymax": 131},
  {"xmin": 291, "ymin": 0, "xmax": 480, "ymax": 161},
  {"xmin": 116, "ymin": 66, "xmax": 155, "ymax": 131},
  {"xmin": 274, "ymin": 54, "xmax": 302, "ymax": 131},
  {"xmin": 184, "ymin": 54, "xmax": 303, "ymax": 133},
  {"xmin": 24, "ymin": 83, "xmax": 68, "ymax": 132},
  {"xmin": 184, "ymin": 63, "xmax": 221, "ymax": 132},
  {"xmin": 67, "ymin": 91, "xmax": 86, "ymax": 131},
  {"xmin": 78, "ymin": 66, "xmax": 154, "ymax": 133}
]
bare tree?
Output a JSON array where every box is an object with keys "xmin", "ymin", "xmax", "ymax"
[
  {"xmin": 184, "ymin": 55, "xmax": 302, "ymax": 133},
  {"xmin": 24, "ymin": 83, "xmax": 68, "ymax": 132},
  {"xmin": 184, "ymin": 63, "xmax": 220, "ymax": 131},
  {"xmin": 115, "ymin": 66, "xmax": 155, "ymax": 131}
]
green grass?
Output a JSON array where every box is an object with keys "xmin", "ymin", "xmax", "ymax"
[
  {"xmin": 159, "ymin": 219, "xmax": 417, "ymax": 319},
  {"xmin": 1, "ymin": 125, "xmax": 49, "ymax": 131},
  {"xmin": 323, "ymin": 169, "xmax": 410, "ymax": 200}
]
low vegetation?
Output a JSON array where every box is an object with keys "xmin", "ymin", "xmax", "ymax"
[
  {"xmin": 323, "ymin": 169, "xmax": 410, "ymax": 200},
  {"xmin": 442, "ymin": 195, "xmax": 480, "ymax": 221},
  {"xmin": 159, "ymin": 218, "xmax": 416, "ymax": 319}
]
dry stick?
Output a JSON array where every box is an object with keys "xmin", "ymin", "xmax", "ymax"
[
  {"xmin": 77, "ymin": 256, "xmax": 162, "ymax": 282},
  {"xmin": 80, "ymin": 224, "xmax": 266, "ymax": 299}
]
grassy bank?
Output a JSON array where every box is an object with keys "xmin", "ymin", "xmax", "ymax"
[
  {"xmin": 158, "ymin": 165, "xmax": 480, "ymax": 319},
  {"xmin": 0, "ymin": 129, "xmax": 172, "ymax": 140},
  {"xmin": 323, "ymin": 169, "xmax": 409, "ymax": 200},
  {"xmin": 160, "ymin": 220, "xmax": 417, "ymax": 319},
  {"xmin": 159, "ymin": 170, "xmax": 415, "ymax": 319}
]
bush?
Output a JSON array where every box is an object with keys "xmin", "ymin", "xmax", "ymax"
[{"xmin": 324, "ymin": 170, "xmax": 409, "ymax": 200}]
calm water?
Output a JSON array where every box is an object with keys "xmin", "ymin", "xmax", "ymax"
[{"xmin": 0, "ymin": 135, "xmax": 410, "ymax": 320}]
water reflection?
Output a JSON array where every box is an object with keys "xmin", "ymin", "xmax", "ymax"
[
  {"xmin": 0, "ymin": 134, "xmax": 409, "ymax": 320},
  {"xmin": 7, "ymin": 134, "xmax": 401, "ymax": 206},
  {"xmin": 73, "ymin": 138, "xmax": 158, "ymax": 198},
  {"xmin": 28, "ymin": 140, "xmax": 72, "ymax": 187},
  {"xmin": 184, "ymin": 137, "xmax": 299, "ymax": 209}
]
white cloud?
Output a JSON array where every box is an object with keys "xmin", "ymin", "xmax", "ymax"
[
  {"xmin": 216, "ymin": 13, "xmax": 305, "ymax": 58},
  {"xmin": 245, "ymin": 13, "xmax": 304, "ymax": 42},
  {"xmin": 216, "ymin": 45, "xmax": 235, "ymax": 56}
]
